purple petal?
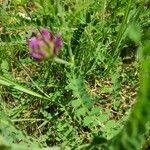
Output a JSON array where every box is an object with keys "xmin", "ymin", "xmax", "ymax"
[
  {"xmin": 41, "ymin": 28, "xmax": 50, "ymax": 39},
  {"xmin": 29, "ymin": 37, "xmax": 40, "ymax": 49},
  {"xmin": 30, "ymin": 50, "xmax": 45, "ymax": 61},
  {"xmin": 55, "ymin": 34, "xmax": 62, "ymax": 48}
]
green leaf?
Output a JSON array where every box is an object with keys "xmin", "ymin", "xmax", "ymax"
[
  {"xmin": 128, "ymin": 24, "xmax": 142, "ymax": 44},
  {"xmin": 83, "ymin": 116, "xmax": 93, "ymax": 126},
  {"xmin": 76, "ymin": 107, "xmax": 87, "ymax": 117},
  {"xmin": 0, "ymin": 75, "xmax": 48, "ymax": 100},
  {"xmin": 68, "ymin": 75, "xmax": 93, "ymax": 109},
  {"xmin": 98, "ymin": 114, "xmax": 109, "ymax": 123},
  {"xmin": 105, "ymin": 120, "xmax": 117, "ymax": 130},
  {"xmin": 90, "ymin": 107, "xmax": 102, "ymax": 115},
  {"xmin": 71, "ymin": 99, "xmax": 82, "ymax": 108}
]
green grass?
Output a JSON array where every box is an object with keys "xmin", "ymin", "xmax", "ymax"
[{"xmin": 0, "ymin": 0, "xmax": 150, "ymax": 149}]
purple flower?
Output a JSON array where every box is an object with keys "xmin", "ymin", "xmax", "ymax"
[{"xmin": 27, "ymin": 28, "xmax": 62, "ymax": 61}]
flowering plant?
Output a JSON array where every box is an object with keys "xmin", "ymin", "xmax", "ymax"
[{"xmin": 27, "ymin": 28, "xmax": 62, "ymax": 61}]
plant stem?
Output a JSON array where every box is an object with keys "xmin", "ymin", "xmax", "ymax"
[
  {"xmin": 12, "ymin": 118, "xmax": 45, "ymax": 122},
  {"xmin": 54, "ymin": 57, "xmax": 72, "ymax": 66},
  {"xmin": 113, "ymin": 0, "xmax": 132, "ymax": 57},
  {"xmin": 44, "ymin": 60, "xmax": 52, "ymax": 86},
  {"xmin": 21, "ymin": 63, "xmax": 50, "ymax": 98}
]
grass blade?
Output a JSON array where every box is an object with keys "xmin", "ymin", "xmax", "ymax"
[{"xmin": 0, "ymin": 75, "xmax": 48, "ymax": 100}]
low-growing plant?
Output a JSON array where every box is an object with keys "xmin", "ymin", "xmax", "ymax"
[{"xmin": 0, "ymin": 0, "xmax": 150, "ymax": 150}]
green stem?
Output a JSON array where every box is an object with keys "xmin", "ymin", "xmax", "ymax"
[
  {"xmin": 113, "ymin": 0, "xmax": 132, "ymax": 57},
  {"xmin": 69, "ymin": 44, "xmax": 74, "ymax": 61},
  {"xmin": 54, "ymin": 57, "xmax": 72, "ymax": 66},
  {"xmin": 11, "ymin": 118, "xmax": 45, "ymax": 122},
  {"xmin": 44, "ymin": 60, "xmax": 52, "ymax": 86}
]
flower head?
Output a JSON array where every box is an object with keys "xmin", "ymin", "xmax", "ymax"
[{"xmin": 27, "ymin": 28, "xmax": 62, "ymax": 61}]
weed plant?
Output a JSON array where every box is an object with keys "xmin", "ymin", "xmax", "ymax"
[{"xmin": 0, "ymin": 0, "xmax": 150, "ymax": 149}]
